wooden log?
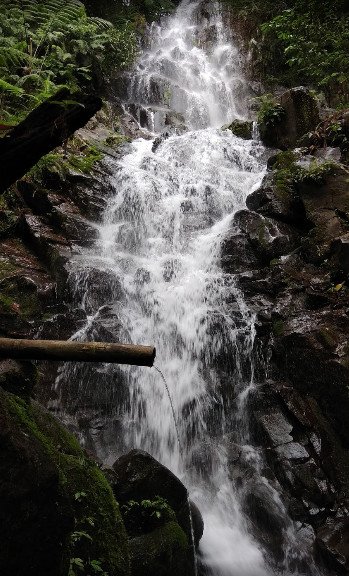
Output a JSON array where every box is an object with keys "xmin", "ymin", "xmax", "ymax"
[
  {"xmin": 0, "ymin": 338, "xmax": 156, "ymax": 367},
  {"xmin": 0, "ymin": 88, "xmax": 102, "ymax": 194}
]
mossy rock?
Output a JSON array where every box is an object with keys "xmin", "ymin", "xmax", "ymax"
[
  {"xmin": 0, "ymin": 388, "xmax": 130, "ymax": 576},
  {"xmin": 0, "ymin": 359, "xmax": 37, "ymax": 400},
  {"xmin": 226, "ymin": 119, "xmax": 253, "ymax": 140},
  {"xmin": 129, "ymin": 521, "xmax": 191, "ymax": 576},
  {"xmin": 259, "ymin": 87, "xmax": 320, "ymax": 150}
]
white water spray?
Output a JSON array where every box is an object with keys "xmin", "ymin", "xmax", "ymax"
[{"xmin": 57, "ymin": 2, "xmax": 324, "ymax": 575}]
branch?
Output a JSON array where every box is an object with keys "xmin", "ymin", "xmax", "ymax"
[{"xmin": 0, "ymin": 88, "xmax": 102, "ymax": 194}]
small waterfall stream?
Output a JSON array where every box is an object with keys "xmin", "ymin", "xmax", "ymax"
[{"xmin": 56, "ymin": 1, "xmax": 324, "ymax": 574}]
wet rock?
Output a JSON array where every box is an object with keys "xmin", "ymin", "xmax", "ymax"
[
  {"xmin": 38, "ymin": 308, "xmax": 87, "ymax": 340},
  {"xmin": 253, "ymin": 409, "xmax": 293, "ymax": 447},
  {"xmin": 221, "ymin": 230, "xmax": 261, "ymax": 273},
  {"xmin": 110, "ymin": 450, "xmax": 204, "ymax": 546},
  {"xmin": 110, "ymin": 450, "xmax": 202, "ymax": 576},
  {"xmin": 317, "ymin": 518, "xmax": 349, "ymax": 574},
  {"xmin": 165, "ymin": 111, "xmax": 187, "ymax": 131},
  {"xmin": 275, "ymin": 442, "xmax": 309, "ymax": 462},
  {"xmin": 0, "ymin": 388, "xmax": 130, "ymax": 576},
  {"xmin": 273, "ymin": 330, "xmax": 349, "ymax": 447},
  {"xmin": 225, "ymin": 119, "xmax": 253, "ymax": 140},
  {"xmin": 19, "ymin": 213, "xmax": 71, "ymax": 285},
  {"xmin": 259, "ymin": 87, "xmax": 320, "ymax": 150},
  {"xmin": 71, "ymin": 267, "xmax": 123, "ymax": 314},
  {"xmin": 243, "ymin": 482, "xmax": 287, "ymax": 562},
  {"xmin": 246, "ymin": 172, "xmax": 308, "ymax": 228},
  {"xmin": 234, "ymin": 210, "xmax": 300, "ymax": 264},
  {"xmin": 0, "ymin": 359, "xmax": 37, "ymax": 400},
  {"xmin": 152, "ymin": 128, "xmax": 178, "ymax": 153},
  {"xmin": 51, "ymin": 203, "xmax": 99, "ymax": 245}
]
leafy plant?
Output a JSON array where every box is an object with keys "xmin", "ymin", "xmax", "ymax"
[
  {"xmin": 261, "ymin": 4, "xmax": 349, "ymax": 100},
  {"xmin": 224, "ymin": 0, "xmax": 349, "ymax": 104},
  {"xmin": 121, "ymin": 496, "xmax": 175, "ymax": 536},
  {"xmin": 0, "ymin": 0, "xmax": 137, "ymax": 121},
  {"xmin": 256, "ymin": 94, "xmax": 285, "ymax": 127}
]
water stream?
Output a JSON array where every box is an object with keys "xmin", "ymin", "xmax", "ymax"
[{"xmin": 56, "ymin": 1, "xmax": 323, "ymax": 574}]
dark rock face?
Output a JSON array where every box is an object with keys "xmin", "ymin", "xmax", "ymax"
[
  {"xmin": 259, "ymin": 87, "xmax": 320, "ymax": 149},
  {"xmin": 0, "ymin": 387, "xmax": 130, "ymax": 576},
  {"xmin": 108, "ymin": 450, "xmax": 202, "ymax": 576},
  {"xmin": 222, "ymin": 157, "xmax": 349, "ymax": 573}
]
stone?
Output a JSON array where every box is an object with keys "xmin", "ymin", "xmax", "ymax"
[
  {"xmin": 110, "ymin": 450, "xmax": 204, "ymax": 547},
  {"xmin": 242, "ymin": 482, "xmax": 287, "ymax": 562},
  {"xmin": 317, "ymin": 518, "xmax": 349, "ymax": 574},
  {"xmin": 275, "ymin": 442, "xmax": 309, "ymax": 462},
  {"xmin": 0, "ymin": 388, "xmax": 130, "ymax": 576},
  {"xmin": 254, "ymin": 410, "xmax": 293, "ymax": 447},
  {"xmin": 259, "ymin": 87, "xmax": 320, "ymax": 150},
  {"xmin": 129, "ymin": 522, "xmax": 192, "ymax": 576},
  {"xmin": 225, "ymin": 119, "xmax": 253, "ymax": 140}
]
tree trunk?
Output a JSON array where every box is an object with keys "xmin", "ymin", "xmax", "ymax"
[
  {"xmin": 0, "ymin": 88, "xmax": 102, "ymax": 194},
  {"xmin": 0, "ymin": 338, "xmax": 156, "ymax": 367}
]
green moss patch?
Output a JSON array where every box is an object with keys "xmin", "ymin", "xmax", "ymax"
[{"xmin": 2, "ymin": 390, "xmax": 130, "ymax": 576}]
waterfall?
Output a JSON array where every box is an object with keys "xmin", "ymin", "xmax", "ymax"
[{"xmin": 56, "ymin": 1, "xmax": 324, "ymax": 575}]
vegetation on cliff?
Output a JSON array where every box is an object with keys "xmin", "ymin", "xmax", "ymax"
[
  {"xmin": 0, "ymin": 0, "xmax": 138, "ymax": 125},
  {"xmin": 227, "ymin": 0, "xmax": 349, "ymax": 104}
]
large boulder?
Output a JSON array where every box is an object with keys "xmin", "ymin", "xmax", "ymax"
[
  {"xmin": 225, "ymin": 119, "xmax": 253, "ymax": 140},
  {"xmin": 259, "ymin": 87, "xmax": 320, "ymax": 149},
  {"xmin": 107, "ymin": 450, "xmax": 204, "ymax": 576},
  {"xmin": 0, "ymin": 387, "xmax": 130, "ymax": 576}
]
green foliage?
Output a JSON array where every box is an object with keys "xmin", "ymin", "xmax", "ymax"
[
  {"xmin": 0, "ymin": 0, "xmax": 137, "ymax": 121},
  {"xmin": 271, "ymin": 151, "xmax": 338, "ymax": 196},
  {"xmin": 256, "ymin": 94, "xmax": 285, "ymax": 127},
  {"xmin": 28, "ymin": 142, "xmax": 103, "ymax": 183},
  {"xmin": 225, "ymin": 0, "xmax": 349, "ymax": 103},
  {"xmin": 121, "ymin": 496, "xmax": 176, "ymax": 536},
  {"xmin": 261, "ymin": 4, "xmax": 349, "ymax": 100},
  {"xmin": 295, "ymin": 160, "xmax": 337, "ymax": 186}
]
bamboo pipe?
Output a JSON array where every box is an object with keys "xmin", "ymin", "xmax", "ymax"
[{"xmin": 0, "ymin": 338, "xmax": 156, "ymax": 367}]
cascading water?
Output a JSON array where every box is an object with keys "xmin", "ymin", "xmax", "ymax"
[{"xmin": 56, "ymin": 1, "xmax": 324, "ymax": 575}]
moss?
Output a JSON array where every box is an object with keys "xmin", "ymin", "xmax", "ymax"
[
  {"xmin": 226, "ymin": 119, "xmax": 253, "ymax": 140},
  {"xmin": 257, "ymin": 222, "xmax": 268, "ymax": 248},
  {"xmin": 129, "ymin": 521, "xmax": 189, "ymax": 576},
  {"xmin": 0, "ymin": 278, "xmax": 42, "ymax": 318},
  {"xmin": 295, "ymin": 160, "xmax": 337, "ymax": 186},
  {"xmin": 104, "ymin": 133, "xmax": 130, "ymax": 147},
  {"xmin": 273, "ymin": 319, "xmax": 285, "ymax": 336},
  {"xmin": 0, "ymin": 259, "xmax": 18, "ymax": 280},
  {"xmin": 68, "ymin": 145, "xmax": 103, "ymax": 174},
  {"xmin": 271, "ymin": 153, "xmax": 338, "ymax": 199},
  {"xmin": 4, "ymin": 392, "xmax": 130, "ymax": 576}
]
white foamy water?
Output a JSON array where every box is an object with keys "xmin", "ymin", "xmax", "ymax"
[{"xmin": 57, "ymin": 1, "xmax": 324, "ymax": 575}]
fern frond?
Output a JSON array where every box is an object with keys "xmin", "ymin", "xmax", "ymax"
[
  {"xmin": 0, "ymin": 78, "xmax": 25, "ymax": 96},
  {"xmin": 0, "ymin": 46, "xmax": 28, "ymax": 68},
  {"xmin": 89, "ymin": 17, "xmax": 114, "ymax": 31}
]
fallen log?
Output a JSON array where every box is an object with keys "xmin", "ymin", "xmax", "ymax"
[
  {"xmin": 0, "ymin": 88, "xmax": 102, "ymax": 194},
  {"xmin": 0, "ymin": 338, "xmax": 156, "ymax": 367}
]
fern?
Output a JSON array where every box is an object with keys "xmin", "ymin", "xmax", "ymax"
[
  {"xmin": 0, "ymin": 79, "xmax": 24, "ymax": 96},
  {"xmin": 0, "ymin": 0, "xmax": 138, "ymax": 119},
  {"xmin": 0, "ymin": 46, "xmax": 29, "ymax": 68}
]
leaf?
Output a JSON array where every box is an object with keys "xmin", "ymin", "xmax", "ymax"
[{"xmin": 0, "ymin": 78, "xmax": 24, "ymax": 95}]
